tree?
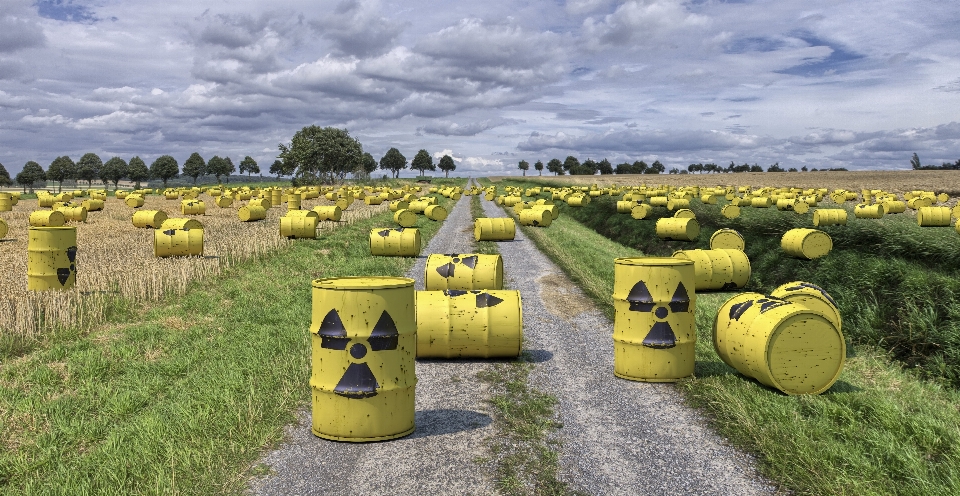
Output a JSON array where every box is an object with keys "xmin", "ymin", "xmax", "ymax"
[
  {"xmin": 766, "ymin": 162, "xmax": 784, "ymax": 172},
  {"xmin": 240, "ymin": 156, "xmax": 260, "ymax": 178},
  {"xmin": 788, "ymin": 167, "xmax": 798, "ymax": 172},
  {"xmin": 438, "ymin": 155, "xmax": 456, "ymax": 178},
  {"xmin": 76, "ymin": 153, "xmax": 102, "ymax": 187},
  {"xmin": 355, "ymin": 152, "xmax": 378, "ymax": 179},
  {"xmin": 562, "ymin": 156, "xmax": 580, "ymax": 173},
  {"xmin": 222, "ymin": 157, "xmax": 236, "ymax": 182},
  {"xmin": 801, "ymin": 166, "xmax": 808, "ymax": 172},
  {"xmin": 534, "ymin": 160, "xmax": 544, "ymax": 176},
  {"xmin": 687, "ymin": 163, "xmax": 702, "ymax": 174},
  {"xmin": 16, "ymin": 161, "xmax": 46, "ymax": 193},
  {"xmin": 518, "ymin": 160, "xmax": 529, "ymax": 176},
  {"xmin": 207, "ymin": 156, "xmax": 233, "ymax": 184},
  {"xmin": 47, "ymin": 156, "xmax": 77, "ymax": 193},
  {"xmin": 911, "ymin": 152, "xmax": 921, "ymax": 170},
  {"xmin": 127, "ymin": 156, "xmax": 149, "ymax": 189},
  {"xmin": 0, "ymin": 162, "xmax": 11, "ymax": 187},
  {"xmin": 278, "ymin": 126, "xmax": 365, "ymax": 184},
  {"xmin": 749, "ymin": 164, "xmax": 763, "ymax": 172},
  {"xmin": 669, "ymin": 167, "xmax": 680, "ymax": 174},
  {"xmin": 379, "ymin": 148, "xmax": 407, "ymax": 178},
  {"xmin": 150, "ymin": 155, "xmax": 180, "ymax": 187},
  {"xmin": 579, "ymin": 158, "xmax": 598, "ymax": 175},
  {"xmin": 411, "ymin": 149, "xmax": 436, "ymax": 176},
  {"xmin": 546, "ymin": 158, "xmax": 564, "ymax": 175},
  {"xmin": 597, "ymin": 159, "xmax": 613, "ymax": 175},
  {"xmin": 269, "ymin": 159, "xmax": 284, "ymax": 180},
  {"xmin": 645, "ymin": 160, "xmax": 665, "ymax": 174},
  {"xmin": 100, "ymin": 157, "xmax": 128, "ymax": 189},
  {"xmin": 182, "ymin": 152, "xmax": 206, "ymax": 184}
]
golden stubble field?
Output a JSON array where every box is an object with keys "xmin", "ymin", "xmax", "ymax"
[{"xmin": 0, "ymin": 192, "xmax": 389, "ymax": 338}]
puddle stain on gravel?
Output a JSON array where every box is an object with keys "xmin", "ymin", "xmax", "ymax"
[{"xmin": 539, "ymin": 273, "xmax": 594, "ymax": 320}]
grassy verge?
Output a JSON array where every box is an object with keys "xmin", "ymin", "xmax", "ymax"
[
  {"xmin": 0, "ymin": 192, "xmax": 458, "ymax": 495},
  {"xmin": 470, "ymin": 193, "xmax": 575, "ymax": 496},
  {"xmin": 487, "ymin": 180, "xmax": 960, "ymax": 495}
]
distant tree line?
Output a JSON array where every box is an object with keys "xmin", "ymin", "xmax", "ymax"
[
  {"xmin": 511, "ymin": 156, "xmax": 864, "ymax": 176},
  {"xmin": 911, "ymin": 153, "xmax": 960, "ymax": 171}
]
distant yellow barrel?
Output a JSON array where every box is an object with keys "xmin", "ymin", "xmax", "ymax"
[
  {"xmin": 518, "ymin": 208, "xmax": 551, "ymax": 227},
  {"xmin": 751, "ymin": 197, "xmax": 772, "ymax": 208},
  {"xmin": 238, "ymin": 205, "xmax": 266, "ymax": 222},
  {"xmin": 407, "ymin": 200, "xmax": 430, "ymax": 213},
  {"xmin": 881, "ymin": 200, "xmax": 906, "ymax": 214},
  {"xmin": 616, "ymin": 201, "xmax": 636, "ymax": 214},
  {"xmin": 655, "ymin": 217, "xmax": 699, "ymax": 241},
  {"xmin": 165, "ymin": 191, "xmax": 179, "ymax": 200},
  {"xmin": 287, "ymin": 194, "xmax": 301, "ymax": 210},
  {"xmin": 81, "ymin": 199, "xmax": 104, "ymax": 211},
  {"xmin": 709, "ymin": 228, "xmax": 744, "ymax": 251},
  {"xmin": 369, "ymin": 227, "xmax": 421, "ymax": 256},
  {"xmin": 181, "ymin": 200, "xmax": 206, "ymax": 215},
  {"xmin": 770, "ymin": 281, "xmax": 842, "ymax": 330},
  {"xmin": 0, "ymin": 193, "xmax": 11, "ymax": 212},
  {"xmin": 612, "ymin": 258, "xmax": 696, "ymax": 382},
  {"xmin": 416, "ymin": 290, "xmax": 522, "ymax": 358},
  {"xmin": 530, "ymin": 204, "xmax": 559, "ymax": 221},
  {"xmin": 672, "ymin": 209, "xmax": 695, "ymax": 219},
  {"xmin": 215, "ymin": 196, "xmax": 234, "ymax": 208},
  {"xmin": 155, "ymin": 218, "xmax": 204, "ymax": 257},
  {"xmin": 631, "ymin": 204, "xmax": 652, "ymax": 219},
  {"xmin": 425, "ymin": 205, "xmax": 448, "ymax": 221},
  {"xmin": 649, "ymin": 196, "xmax": 668, "ymax": 208},
  {"xmin": 672, "ymin": 249, "xmax": 751, "ymax": 291},
  {"xmin": 389, "ymin": 201, "xmax": 409, "ymax": 212},
  {"xmin": 271, "ymin": 190, "xmax": 282, "ymax": 206},
  {"xmin": 250, "ymin": 198, "xmax": 272, "ymax": 210},
  {"xmin": 667, "ymin": 198, "xmax": 690, "ymax": 211},
  {"xmin": 775, "ymin": 199, "xmax": 799, "ymax": 211},
  {"xmin": 713, "ymin": 292, "xmax": 844, "ymax": 395},
  {"xmin": 61, "ymin": 206, "xmax": 88, "ymax": 223},
  {"xmin": 393, "ymin": 209, "xmax": 417, "ymax": 228},
  {"xmin": 310, "ymin": 277, "xmax": 416, "ymax": 441},
  {"xmin": 567, "ymin": 195, "xmax": 588, "ymax": 207},
  {"xmin": 364, "ymin": 195, "xmax": 384, "ymax": 205},
  {"xmin": 917, "ymin": 206, "xmax": 952, "ymax": 227},
  {"xmin": 125, "ymin": 195, "xmax": 144, "ymax": 208},
  {"xmin": 280, "ymin": 213, "xmax": 318, "ymax": 239},
  {"xmin": 27, "ymin": 226, "xmax": 78, "ymax": 291},
  {"xmin": 30, "ymin": 210, "xmax": 66, "ymax": 227},
  {"xmin": 313, "ymin": 205, "xmax": 342, "ymax": 222},
  {"xmin": 700, "ymin": 194, "xmax": 717, "ymax": 204},
  {"xmin": 0, "ymin": 218, "xmax": 6, "ymax": 239},
  {"xmin": 812, "ymin": 209, "xmax": 847, "ymax": 227},
  {"xmin": 132, "ymin": 210, "xmax": 168, "ymax": 228},
  {"xmin": 424, "ymin": 253, "xmax": 503, "ymax": 291},
  {"xmin": 781, "ymin": 228, "xmax": 832, "ymax": 259},
  {"xmin": 907, "ymin": 197, "xmax": 932, "ymax": 210},
  {"xmin": 854, "ymin": 203, "xmax": 884, "ymax": 219},
  {"xmin": 474, "ymin": 218, "xmax": 516, "ymax": 241},
  {"xmin": 503, "ymin": 196, "xmax": 522, "ymax": 207}
]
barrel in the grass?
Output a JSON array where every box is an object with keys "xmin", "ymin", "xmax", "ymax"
[
  {"xmin": 181, "ymin": 200, "xmax": 206, "ymax": 215},
  {"xmin": 61, "ymin": 206, "xmax": 87, "ymax": 223},
  {"xmin": 672, "ymin": 249, "xmax": 751, "ymax": 291},
  {"xmin": 474, "ymin": 218, "xmax": 516, "ymax": 241},
  {"xmin": 280, "ymin": 212, "xmax": 319, "ymax": 239},
  {"xmin": 29, "ymin": 210, "xmax": 66, "ymax": 227},
  {"xmin": 672, "ymin": 208, "xmax": 695, "ymax": 219},
  {"xmin": 709, "ymin": 228, "xmax": 744, "ymax": 251},
  {"xmin": 631, "ymin": 204, "xmax": 652, "ymax": 219},
  {"xmin": 425, "ymin": 205, "xmax": 448, "ymax": 221},
  {"xmin": 125, "ymin": 195, "xmax": 145, "ymax": 208},
  {"xmin": 713, "ymin": 293, "xmax": 844, "ymax": 395},
  {"xmin": 132, "ymin": 210, "xmax": 168, "ymax": 228},
  {"xmin": 518, "ymin": 208, "xmax": 552, "ymax": 227},
  {"xmin": 238, "ymin": 205, "xmax": 266, "ymax": 222},
  {"xmin": 311, "ymin": 277, "xmax": 417, "ymax": 441},
  {"xmin": 655, "ymin": 217, "xmax": 699, "ymax": 241},
  {"xmin": 667, "ymin": 198, "xmax": 690, "ymax": 211},
  {"xmin": 530, "ymin": 204, "xmax": 558, "ymax": 221},
  {"xmin": 881, "ymin": 200, "xmax": 906, "ymax": 214},
  {"xmin": 770, "ymin": 281, "xmax": 842, "ymax": 331},
  {"xmin": 165, "ymin": 191, "xmax": 179, "ymax": 200},
  {"xmin": 27, "ymin": 226, "xmax": 78, "ymax": 291},
  {"xmin": 781, "ymin": 228, "xmax": 832, "ymax": 259},
  {"xmin": 503, "ymin": 196, "xmax": 522, "ymax": 207},
  {"xmin": 701, "ymin": 194, "xmax": 717, "ymax": 205},
  {"xmin": 369, "ymin": 227, "xmax": 421, "ymax": 256},
  {"xmin": 854, "ymin": 203, "xmax": 884, "ymax": 219},
  {"xmin": 416, "ymin": 290, "xmax": 522, "ymax": 358},
  {"xmin": 155, "ymin": 218, "xmax": 204, "ymax": 257},
  {"xmin": 424, "ymin": 253, "xmax": 503, "ymax": 291},
  {"xmin": 812, "ymin": 209, "xmax": 847, "ymax": 227},
  {"xmin": 649, "ymin": 196, "xmax": 668, "ymax": 208},
  {"xmin": 567, "ymin": 195, "xmax": 588, "ymax": 207},
  {"xmin": 751, "ymin": 197, "xmax": 772, "ymax": 208},
  {"xmin": 393, "ymin": 209, "xmax": 417, "ymax": 228},
  {"xmin": 313, "ymin": 205, "xmax": 342, "ymax": 222},
  {"xmin": 612, "ymin": 257, "xmax": 696, "ymax": 382},
  {"xmin": 407, "ymin": 200, "xmax": 431, "ymax": 213},
  {"xmin": 389, "ymin": 201, "xmax": 409, "ymax": 212},
  {"xmin": 917, "ymin": 206, "xmax": 952, "ymax": 227},
  {"xmin": 616, "ymin": 201, "xmax": 636, "ymax": 214},
  {"xmin": 720, "ymin": 204, "xmax": 740, "ymax": 219}
]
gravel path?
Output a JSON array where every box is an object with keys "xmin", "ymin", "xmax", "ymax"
[
  {"xmin": 248, "ymin": 183, "xmax": 497, "ymax": 495},
  {"xmin": 479, "ymin": 197, "xmax": 775, "ymax": 495}
]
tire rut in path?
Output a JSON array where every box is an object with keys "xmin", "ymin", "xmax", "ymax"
[{"xmin": 480, "ymin": 197, "xmax": 775, "ymax": 495}]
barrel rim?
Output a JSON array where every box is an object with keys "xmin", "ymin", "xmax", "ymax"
[
  {"xmin": 313, "ymin": 276, "xmax": 415, "ymax": 289},
  {"xmin": 614, "ymin": 256, "xmax": 693, "ymax": 267},
  {"xmin": 28, "ymin": 225, "xmax": 76, "ymax": 232}
]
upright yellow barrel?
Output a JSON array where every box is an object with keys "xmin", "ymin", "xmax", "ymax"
[
  {"xmin": 369, "ymin": 227, "xmax": 421, "ymax": 256},
  {"xmin": 672, "ymin": 249, "xmax": 751, "ymax": 291},
  {"xmin": 27, "ymin": 226, "xmax": 78, "ymax": 291},
  {"xmin": 132, "ymin": 210, "xmax": 168, "ymax": 228},
  {"xmin": 270, "ymin": 189, "xmax": 282, "ymax": 207},
  {"xmin": 917, "ymin": 206, "xmax": 952, "ymax": 226},
  {"xmin": 781, "ymin": 228, "xmax": 832, "ymax": 259},
  {"xmin": 713, "ymin": 292, "xmax": 844, "ymax": 395},
  {"xmin": 0, "ymin": 193, "xmax": 11, "ymax": 212},
  {"xmin": 393, "ymin": 209, "xmax": 417, "ymax": 227},
  {"xmin": 655, "ymin": 217, "xmax": 699, "ymax": 241},
  {"xmin": 709, "ymin": 228, "xmax": 744, "ymax": 251},
  {"xmin": 311, "ymin": 277, "xmax": 417, "ymax": 441},
  {"xmin": 238, "ymin": 205, "xmax": 266, "ymax": 222},
  {"xmin": 30, "ymin": 210, "xmax": 66, "ymax": 227},
  {"xmin": 416, "ymin": 290, "xmax": 522, "ymax": 358},
  {"xmin": 474, "ymin": 218, "xmax": 516, "ymax": 241},
  {"xmin": 155, "ymin": 218, "xmax": 204, "ymax": 257},
  {"xmin": 0, "ymin": 218, "xmax": 7, "ymax": 239},
  {"xmin": 612, "ymin": 258, "xmax": 696, "ymax": 382},
  {"xmin": 424, "ymin": 254, "xmax": 503, "ymax": 291},
  {"xmin": 287, "ymin": 193, "xmax": 301, "ymax": 211}
]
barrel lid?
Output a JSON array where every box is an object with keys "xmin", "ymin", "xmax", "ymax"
[
  {"xmin": 614, "ymin": 257, "xmax": 693, "ymax": 267},
  {"xmin": 313, "ymin": 277, "xmax": 415, "ymax": 290}
]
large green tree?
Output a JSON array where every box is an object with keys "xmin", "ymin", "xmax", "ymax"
[
  {"xmin": 278, "ymin": 126, "xmax": 365, "ymax": 184},
  {"xmin": 360, "ymin": 152, "xmax": 378, "ymax": 178},
  {"xmin": 518, "ymin": 160, "xmax": 529, "ymax": 176},
  {"xmin": 76, "ymin": 153, "xmax": 103, "ymax": 187},
  {"xmin": 150, "ymin": 155, "xmax": 179, "ymax": 187},
  {"xmin": 269, "ymin": 159, "xmax": 284, "ymax": 180},
  {"xmin": 379, "ymin": 148, "xmax": 407, "ymax": 178},
  {"xmin": 438, "ymin": 155, "xmax": 456, "ymax": 178},
  {"xmin": 645, "ymin": 160, "xmax": 665, "ymax": 174},
  {"xmin": 17, "ymin": 161, "xmax": 46, "ymax": 192},
  {"xmin": 597, "ymin": 158, "xmax": 613, "ymax": 175},
  {"xmin": 47, "ymin": 156, "xmax": 77, "ymax": 192},
  {"xmin": 534, "ymin": 160, "xmax": 544, "ymax": 176},
  {"xmin": 546, "ymin": 158, "xmax": 564, "ymax": 175},
  {"xmin": 127, "ymin": 156, "xmax": 149, "ymax": 189},
  {"xmin": 222, "ymin": 157, "xmax": 236, "ymax": 183},
  {"xmin": 182, "ymin": 152, "xmax": 206, "ymax": 184},
  {"xmin": 100, "ymin": 157, "xmax": 128, "ymax": 189},
  {"xmin": 562, "ymin": 156, "xmax": 580, "ymax": 173},
  {"xmin": 239, "ymin": 156, "xmax": 260, "ymax": 178},
  {"xmin": 0, "ymin": 162, "xmax": 11, "ymax": 187},
  {"xmin": 207, "ymin": 156, "xmax": 226, "ymax": 183},
  {"xmin": 411, "ymin": 149, "xmax": 435, "ymax": 176}
]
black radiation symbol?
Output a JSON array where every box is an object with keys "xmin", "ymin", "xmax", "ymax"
[
  {"xmin": 626, "ymin": 280, "xmax": 689, "ymax": 349},
  {"xmin": 378, "ymin": 228, "xmax": 404, "ymax": 237},
  {"xmin": 318, "ymin": 308, "xmax": 399, "ymax": 399},
  {"xmin": 443, "ymin": 289, "xmax": 504, "ymax": 308},
  {"xmin": 57, "ymin": 245, "xmax": 78, "ymax": 286},
  {"xmin": 435, "ymin": 254, "xmax": 478, "ymax": 278},
  {"xmin": 783, "ymin": 282, "xmax": 837, "ymax": 308},
  {"xmin": 728, "ymin": 297, "xmax": 788, "ymax": 321}
]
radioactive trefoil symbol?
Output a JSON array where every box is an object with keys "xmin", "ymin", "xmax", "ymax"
[
  {"xmin": 435, "ymin": 254, "xmax": 478, "ymax": 278},
  {"xmin": 728, "ymin": 297, "xmax": 788, "ymax": 321},
  {"xmin": 626, "ymin": 280, "xmax": 690, "ymax": 349},
  {"xmin": 378, "ymin": 228, "xmax": 404, "ymax": 237},
  {"xmin": 783, "ymin": 282, "xmax": 837, "ymax": 308},
  {"xmin": 57, "ymin": 245, "xmax": 78, "ymax": 286},
  {"xmin": 318, "ymin": 308, "xmax": 399, "ymax": 399},
  {"xmin": 443, "ymin": 289, "xmax": 504, "ymax": 307}
]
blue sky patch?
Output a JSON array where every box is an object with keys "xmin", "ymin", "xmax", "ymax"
[
  {"xmin": 776, "ymin": 31, "xmax": 865, "ymax": 77},
  {"xmin": 35, "ymin": 0, "xmax": 100, "ymax": 23}
]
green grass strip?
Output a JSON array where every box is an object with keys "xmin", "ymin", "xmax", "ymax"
[{"xmin": 0, "ymin": 190, "xmax": 458, "ymax": 495}]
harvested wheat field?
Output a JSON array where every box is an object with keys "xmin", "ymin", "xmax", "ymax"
[{"xmin": 0, "ymin": 192, "xmax": 388, "ymax": 339}]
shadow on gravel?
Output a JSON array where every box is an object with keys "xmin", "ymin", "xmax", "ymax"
[
  {"xmin": 523, "ymin": 349, "xmax": 554, "ymax": 363},
  {"xmin": 410, "ymin": 409, "xmax": 492, "ymax": 438}
]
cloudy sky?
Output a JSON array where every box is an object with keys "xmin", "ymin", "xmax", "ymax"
[{"xmin": 2, "ymin": 0, "xmax": 959, "ymax": 177}]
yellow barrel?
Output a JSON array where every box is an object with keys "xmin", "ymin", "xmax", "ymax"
[
  {"xmin": 518, "ymin": 208, "xmax": 551, "ymax": 227},
  {"xmin": 793, "ymin": 201, "xmax": 810, "ymax": 215},
  {"xmin": 238, "ymin": 205, "xmax": 266, "ymax": 222},
  {"xmin": 474, "ymin": 218, "xmax": 516, "ymax": 241},
  {"xmin": 484, "ymin": 192, "xmax": 495, "ymax": 201},
  {"xmin": 649, "ymin": 196, "xmax": 668, "ymax": 208},
  {"xmin": 0, "ymin": 217, "xmax": 6, "ymax": 239},
  {"xmin": 713, "ymin": 292, "xmax": 844, "ymax": 395},
  {"xmin": 280, "ymin": 215, "xmax": 318, "ymax": 239},
  {"xmin": 813, "ymin": 209, "xmax": 847, "ymax": 227},
  {"xmin": 287, "ymin": 194, "xmax": 301, "ymax": 211},
  {"xmin": 393, "ymin": 209, "xmax": 417, "ymax": 228},
  {"xmin": 0, "ymin": 193, "xmax": 11, "ymax": 212},
  {"xmin": 271, "ymin": 189, "xmax": 282, "ymax": 206},
  {"xmin": 165, "ymin": 191, "xmax": 179, "ymax": 200},
  {"xmin": 616, "ymin": 201, "xmax": 636, "ymax": 214},
  {"xmin": 81, "ymin": 199, "xmax": 104, "ymax": 211},
  {"xmin": 369, "ymin": 227, "xmax": 421, "ymax": 256},
  {"xmin": 751, "ymin": 197, "xmax": 772, "ymax": 208},
  {"xmin": 250, "ymin": 198, "xmax": 272, "ymax": 210},
  {"xmin": 775, "ymin": 199, "xmax": 799, "ymax": 211},
  {"xmin": 27, "ymin": 226, "xmax": 78, "ymax": 291},
  {"xmin": 310, "ymin": 277, "xmax": 416, "ymax": 441},
  {"xmin": 181, "ymin": 200, "xmax": 206, "ymax": 215},
  {"xmin": 721, "ymin": 204, "xmax": 740, "ymax": 219},
  {"xmin": 655, "ymin": 217, "xmax": 699, "ymax": 241},
  {"xmin": 503, "ymin": 196, "xmax": 522, "ymax": 207},
  {"xmin": 709, "ymin": 228, "xmax": 744, "ymax": 251},
  {"xmin": 631, "ymin": 204, "xmax": 652, "ymax": 220},
  {"xmin": 61, "ymin": 206, "xmax": 88, "ymax": 223},
  {"xmin": 781, "ymin": 228, "xmax": 832, "ymax": 259},
  {"xmin": 30, "ymin": 210, "xmax": 66, "ymax": 227},
  {"xmin": 424, "ymin": 253, "xmax": 503, "ymax": 291},
  {"xmin": 770, "ymin": 281, "xmax": 842, "ymax": 330},
  {"xmin": 335, "ymin": 197, "xmax": 350, "ymax": 211},
  {"xmin": 567, "ymin": 195, "xmax": 588, "ymax": 207},
  {"xmin": 365, "ymin": 195, "xmax": 384, "ymax": 206},
  {"xmin": 672, "ymin": 249, "xmax": 751, "ymax": 291},
  {"xmin": 155, "ymin": 218, "xmax": 204, "ymax": 257},
  {"xmin": 408, "ymin": 200, "xmax": 430, "ymax": 213},
  {"xmin": 673, "ymin": 208, "xmax": 695, "ymax": 219},
  {"xmin": 908, "ymin": 197, "xmax": 932, "ymax": 210},
  {"xmin": 881, "ymin": 200, "xmax": 906, "ymax": 214},
  {"xmin": 416, "ymin": 290, "xmax": 522, "ymax": 358},
  {"xmin": 612, "ymin": 258, "xmax": 696, "ymax": 382},
  {"xmin": 667, "ymin": 198, "xmax": 690, "ymax": 211},
  {"xmin": 917, "ymin": 206, "xmax": 952, "ymax": 227},
  {"xmin": 313, "ymin": 205, "xmax": 342, "ymax": 222},
  {"xmin": 389, "ymin": 201, "xmax": 409, "ymax": 212},
  {"xmin": 125, "ymin": 195, "xmax": 144, "ymax": 208},
  {"xmin": 425, "ymin": 205, "xmax": 448, "ymax": 221},
  {"xmin": 530, "ymin": 204, "xmax": 559, "ymax": 221},
  {"xmin": 132, "ymin": 210, "xmax": 168, "ymax": 228},
  {"xmin": 952, "ymin": 204, "xmax": 960, "ymax": 219},
  {"xmin": 216, "ymin": 196, "xmax": 234, "ymax": 208},
  {"xmin": 854, "ymin": 203, "xmax": 884, "ymax": 219}
]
